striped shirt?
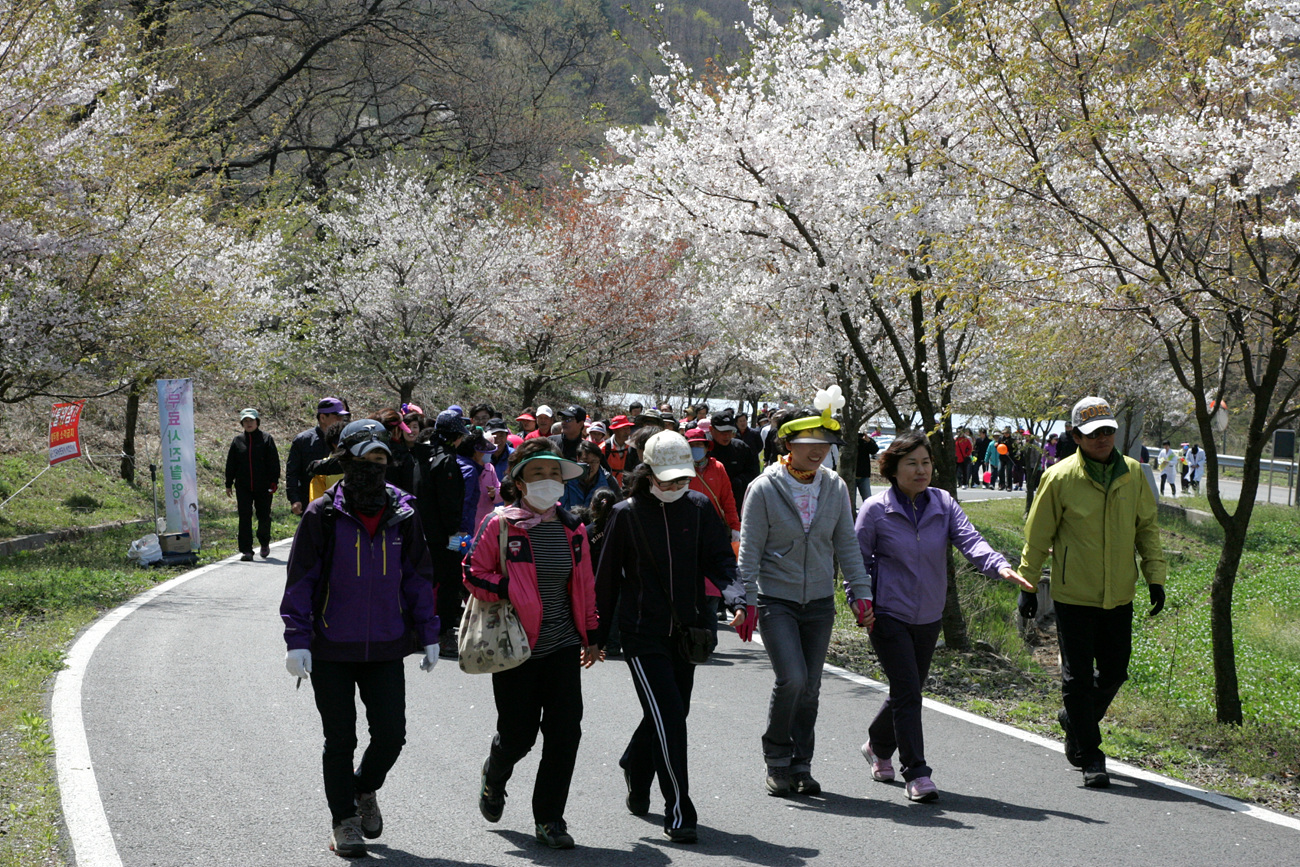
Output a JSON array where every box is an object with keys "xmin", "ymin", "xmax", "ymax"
[{"xmin": 526, "ymin": 520, "xmax": 581, "ymax": 658}]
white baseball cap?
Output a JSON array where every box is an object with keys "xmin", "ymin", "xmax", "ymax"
[
  {"xmin": 1071, "ymin": 396, "xmax": 1118, "ymax": 435},
  {"xmin": 642, "ymin": 431, "xmax": 696, "ymax": 481}
]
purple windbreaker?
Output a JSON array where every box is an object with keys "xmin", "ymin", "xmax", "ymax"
[
  {"xmin": 281, "ymin": 483, "xmax": 438, "ymax": 661},
  {"xmin": 854, "ymin": 485, "xmax": 1009, "ymax": 625}
]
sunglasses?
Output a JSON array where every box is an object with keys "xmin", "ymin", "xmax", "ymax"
[
  {"xmin": 341, "ymin": 426, "xmax": 390, "ymax": 450},
  {"xmin": 1082, "ymin": 427, "xmax": 1117, "ymax": 440},
  {"xmin": 653, "ymin": 476, "xmax": 690, "ymax": 490}
]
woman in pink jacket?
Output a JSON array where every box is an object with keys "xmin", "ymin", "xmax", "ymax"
[{"xmin": 463, "ymin": 439, "xmax": 601, "ymax": 850}]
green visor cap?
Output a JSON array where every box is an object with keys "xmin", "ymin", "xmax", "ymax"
[{"xmin": 510, "ymin": 454, "xmax": 585, "ymax": 481}]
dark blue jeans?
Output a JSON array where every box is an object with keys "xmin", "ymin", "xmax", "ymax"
[
  {"xmin": 311, "ymin": 659, "xmax": 406, "ymax": 825},
  {"xmin": 868, "ymin": 613, "xmax": 942, "ymax": 782},
  {"xmin": 1055, "ymin": 601, "xmax": 1133, "ymax": 764},
  {"xmin": 758, "ymin": 594, "xmax": 836, "ymax": 773}
]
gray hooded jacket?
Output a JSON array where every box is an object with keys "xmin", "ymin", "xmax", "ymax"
[{"xmin": 737, "ymin": 463, "xmax": 871, "ymax": 607}]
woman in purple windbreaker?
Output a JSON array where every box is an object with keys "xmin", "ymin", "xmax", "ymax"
[
  {"xmin": 853, "ymin": 431, "xmax": 1034, "ymax": 803},
  {"xmin": 280, "ymin": 419, "xmax": 440, "ymax": 858}
]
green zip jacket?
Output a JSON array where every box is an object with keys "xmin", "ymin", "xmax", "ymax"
[{"xmin": 1019, "ymin": 450, "xmax": 1165, "ymax": 609}]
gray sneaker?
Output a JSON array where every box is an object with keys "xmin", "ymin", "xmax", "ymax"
[
  {"xmin": 355, "ymin": 791, "xmax": 382, "ymax": 839},
  {"xmin": 329, "ymin": 816, "xmax": 366, "ymax": 858}
]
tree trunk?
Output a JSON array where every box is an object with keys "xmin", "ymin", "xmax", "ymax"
[
  {"xmin": 942, "ymin": 551, "xmax": 969, "ymax": 650},
  {"xmin": 1211, "ymin": 520, "xmax": 1246, "ymax": 725},
  {"xmin": 399, "ymin": 382, "xmax": 414, "ymax": 406},
  {"xmin": 121, "ymin": 382, "xmax": 140, "ymax": 484}
]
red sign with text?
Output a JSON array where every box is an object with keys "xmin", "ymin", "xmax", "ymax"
[{"xmin": 49, "ymin": 402, "xmax": 85, "ymax": 465}]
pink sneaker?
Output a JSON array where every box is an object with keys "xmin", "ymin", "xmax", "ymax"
[
  {"xmin": 905, "ymin": 776, "xmax": 939, "ymax": 803},
  {"xmin": 861, "ymin": 742, "xmax": 895, "ymax": 782}
]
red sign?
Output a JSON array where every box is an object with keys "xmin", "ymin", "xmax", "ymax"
[{"xmin": 49, "ymin": 402, "xmax": 85, "ymax": 465}]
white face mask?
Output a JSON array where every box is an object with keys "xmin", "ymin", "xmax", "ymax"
[
  {"xmin": 650, "ymin": 484, "xmax": 688, "ymax": 504},
  {"xmin": 521, "ymin": 479, "xmax": 564, "ymax": 511}
]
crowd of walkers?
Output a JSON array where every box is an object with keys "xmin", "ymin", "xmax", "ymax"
[{"xmin": 260, "ymin": 391, "xmax": 1164, "ymax": 857}]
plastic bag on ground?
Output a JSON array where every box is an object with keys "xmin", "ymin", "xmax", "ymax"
[{"xmin": 127, "ymin": 533, "xmax": 162, "ymax": 566}]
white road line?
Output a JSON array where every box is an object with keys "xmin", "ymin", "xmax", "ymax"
[
  {"xmin": 51, "ymin": 540, "xmax": 293, "ymax": 867},
  {"xmin": 745, "ymin": 629, "xmax": 1300, "ymax": 832},
  {"xmin": 820, "ymin": 657, "xmax": 1300, "ymax": 832}
]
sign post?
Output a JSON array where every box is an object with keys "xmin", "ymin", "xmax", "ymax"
[
  {"xmin": 1275, "ymin": 430, "xmax": 1296, "ymax": 507},
  {"xmin": 49, "ymin": 402, "xmax": 85, "ymax": 465},
  {"xmin": 156, "ymin": 379, "xmax": 200, "ymax": 551}
]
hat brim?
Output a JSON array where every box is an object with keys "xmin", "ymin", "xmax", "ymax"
[
  {"xmin": 351, "ymin": 441, "xmax": 392, "ymax": 457},
  {"xmin": 653, "ymin": 464, "xmax": 696, "ymax": 482},
  {"xmin": 788, "ymin": 431, "xmax": 845, "ymax": 446},
  {"xmin": 511, "ymin": 454, "xmax": 585, "ymax": 481},
  {"xmin": 711, "ymin": 424, "xmax": 737, "ymax": 432},
  {"xmin": 1076, "ymin": 419, "xmax": 1117, "ymax": 435}
]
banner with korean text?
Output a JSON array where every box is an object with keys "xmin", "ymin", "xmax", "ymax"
[
  {"xmin": 49, "ymin": 402, "xmax": 85, "ymax": 465},
  {"xmin": 157, "ymin": 379, "xmax": 200, "ymax": 551}
]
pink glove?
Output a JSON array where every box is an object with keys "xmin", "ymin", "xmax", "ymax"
[
  {"xmin": 851, "ymin": 598, "xmax": 874, "ymax": 630},
  {"xmin": 736, "ymin": 605, "xmax": 757, "ymax": 642}
]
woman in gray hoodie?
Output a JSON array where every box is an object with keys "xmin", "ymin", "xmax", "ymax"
[{"xmin": 737, "ymin": 398, "xmax": 875, "ymax": 797}]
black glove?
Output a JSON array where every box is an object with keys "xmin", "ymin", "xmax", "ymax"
[
  {"xmin": 1148, "ymin": 584, "xmax": 1165, "ymax": 617},
  {"xmin": 1017, "ymin": 589, "xmax": 1038, "ymax": 620}
]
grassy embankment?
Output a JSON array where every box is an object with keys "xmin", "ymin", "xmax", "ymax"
[
  {"xmin": 828, "ymin": 495, "xmax": 1300, "ymax": 815},
  {"xmin": 0, "ymin": 453, "xmax": 297, "ymax": 867}
]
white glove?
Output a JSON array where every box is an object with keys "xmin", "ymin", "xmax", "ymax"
[
  {"xmin": 419, "ymin": 646, "xmax": 439, "ymax": 673},
  {"xmin": 731, "ymin": 530, "xmax": 741, "ymax": 544},
  {"xmin": 286, "ymin": 648, "xmax": 312, "ymax": 679}
]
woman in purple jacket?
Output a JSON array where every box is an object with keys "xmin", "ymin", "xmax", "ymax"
[
  {"xmin": 280, "ymin": 419, "xmax": 440, "ymax": 857},
  {"xmin": 854, "ymin": 431, "xmax": 1034, "ymax": 802}
]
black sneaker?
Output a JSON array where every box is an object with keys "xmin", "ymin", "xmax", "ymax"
[
  {"xmin": 1082, "ymin": 758, "xmax": 1110, "ymax": 788},
  {"xmin": 259, "ymin": 544, "xmax": 271, "ymax": 558},
  {"xmin": 663, "ymin": 826, "xmax": 698, "ymax": 844},
  {"xmin": 438, "ymin": 633, "xmax": 459, "ymax": 660},
  {"xmin": 765, "ymin": 768, "xmax": 792, "ymax": 796},
  {"xmin": 790, "ymin": 771, "xmax": 821, "ymax": 795},
  {"xmin": 624, "ymin": 768, "xmax": 650, "ymax": 816},
  {"xmin": 239, "ymin": 551, "xmax": 254, "ymax": 561},
  {"xmin": 1058, "ymin": 709, "xmax": 1083, "ymax": 768},
  {"xmin": 354, "ymin": 790, "xmax": 382, "ymax": 839},
  {"xmin": 535, "ymin": 820, "xmax": 575, "ymax": 849},
  {"xmin": 479, "ymin": 759, "xmax": 505, "ymax": 822}
]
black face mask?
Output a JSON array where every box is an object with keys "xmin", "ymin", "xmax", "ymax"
[{"xmin": 343, "ymin": 460, "xmax": 388, "ymax": 514}]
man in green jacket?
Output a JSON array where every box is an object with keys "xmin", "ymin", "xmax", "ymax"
[{"xmin": 1018, "ymin": 396, "xmax": 1166, "ymax": 789}]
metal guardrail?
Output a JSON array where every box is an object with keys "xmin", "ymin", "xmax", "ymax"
[{"xmin": 1213, "ymin": 454, "xmax": 1294, "ymax": 473}]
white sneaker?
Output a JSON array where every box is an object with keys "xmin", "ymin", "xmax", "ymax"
[{"xmin": 330, "ymin": 816, "xmax": 366, "ymax": 857}]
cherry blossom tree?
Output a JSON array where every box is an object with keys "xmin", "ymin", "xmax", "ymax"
[
  {"xmin": 587, "ymin": 0, "xmax": 1009, "ymax": 645},
  {"xmin": 945, "ymin": 0, "xmax": 1300, "ymax": 722},
  {"xmin": 487, "ymin": 187, "xmax": 687, "ymax": 410},
  {"xmin": 298, "ymin": 167, "xmax": 516, "ymax": 406}
]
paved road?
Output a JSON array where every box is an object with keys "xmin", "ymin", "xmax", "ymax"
[{"xmin": 69, "ymin": 551, "xmax": 1298, "ymax": 866}]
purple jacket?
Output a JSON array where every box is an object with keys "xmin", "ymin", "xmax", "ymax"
[
  {"xmin": 854, "ymin": 485, "xmax": 1008, "ymax": 625},
  {"xmin": 280, "ymin": 483, "xmax": 438, "ymax": 661}
]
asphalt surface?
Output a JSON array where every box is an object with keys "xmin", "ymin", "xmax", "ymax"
[{"xmin": 75, "ymin": 551, "xmax": 1299, "ymax": 866}]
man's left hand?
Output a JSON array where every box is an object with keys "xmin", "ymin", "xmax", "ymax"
[{"xmin": 1148, "ymin": 584, "xmax": 1166, "ymax": 617}]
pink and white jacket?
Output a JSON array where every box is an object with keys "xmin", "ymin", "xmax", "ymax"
[{"xmin": 462, "ymin": 507, "xmax": 599, "ymax": 649}]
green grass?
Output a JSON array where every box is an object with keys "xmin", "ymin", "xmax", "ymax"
[
  {"xmin": 0, "ymin": 453, "xmax": 155, "ymax": 537},
  {"xmin": 0, "ymin": 491, "xmax": 298, "ymax": 867},
  {"xmin": 828, "ymin": 497, "xmax": 1300, "ymax": 814}
]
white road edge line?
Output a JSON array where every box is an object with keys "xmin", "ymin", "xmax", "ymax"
[
  {"xmin": 818, "ymin": 655, "xmax": 1300, "ymax": 832},
  {"xmin": 51, "ymin": 539, "xmax": 294, "ymax": 867}
]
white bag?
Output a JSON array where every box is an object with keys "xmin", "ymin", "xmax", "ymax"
[
  {"xmin": 127, "ymin": 533, "xmax": 162, "ymax": 566},
  {"xmin": 458, "ymin": 510, "xmax": 531, "ymax": 674}
]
